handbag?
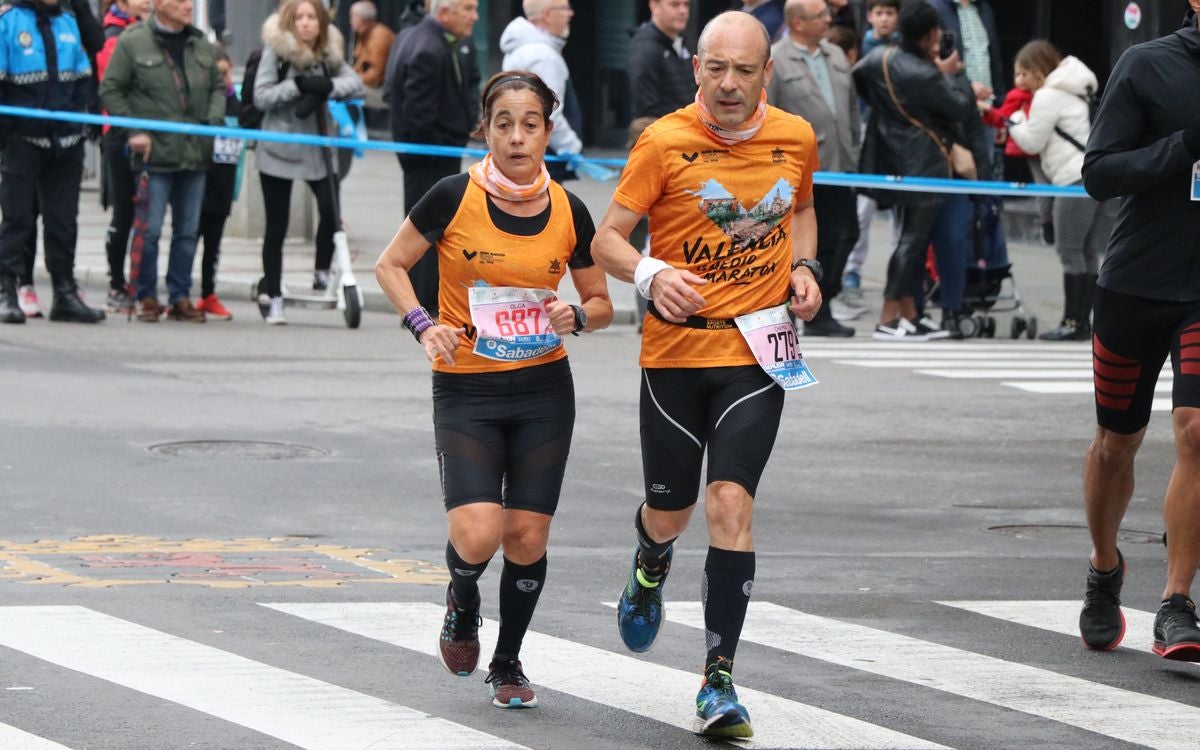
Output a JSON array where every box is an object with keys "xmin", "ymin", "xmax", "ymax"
[{"xmin": 882, "ymin": 48, "xmax": 977, "ymax": 180}]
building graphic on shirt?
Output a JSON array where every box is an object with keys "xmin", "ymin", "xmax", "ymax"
[{"xmin": 688, "ymin": 178, "xmax": 793, "ymax": 246}]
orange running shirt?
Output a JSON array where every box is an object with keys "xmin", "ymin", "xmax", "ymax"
[
  {"xmin": 614, "ymin": 103, "xmax": 819, "ymax": 368},
  {"xmin": 427, "ymin": 177, "xmax": 584, "ymax": 374}
]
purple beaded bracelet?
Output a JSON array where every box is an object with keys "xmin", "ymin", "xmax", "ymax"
[{"xmin": 402, "ymin": 306, "xmax": 435, "ymax": 342}]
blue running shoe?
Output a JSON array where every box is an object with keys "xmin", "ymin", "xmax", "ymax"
[
  {"xmin": 617, "ymin": 547, "xmax": 671, "ymax": 652},
  {"xmin": 695, "ymin": 659, "xmax": 752, "ymax": 738}
]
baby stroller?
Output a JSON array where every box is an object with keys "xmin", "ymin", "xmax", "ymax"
[{"xmin": 926, "ymin": 196, "xmax": 1037, "ymax": 339}]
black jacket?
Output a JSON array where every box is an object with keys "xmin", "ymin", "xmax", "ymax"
[
  {"xmin": 853, "ymin": 44, "xmax": 978, "ymax": 205},
  {"xmin": 628, "ymin": 22, "xmax": 694, "ymax": 120},
  {"xmin": 1083, "ymin": 22, "xmax": 1200, "ymax": 302},
  {"xmin": 387, "ymin": 16, "xmax": 479, "ymax": 169},
  {"xmin": 929, "ymin": 0, "xmax": 1004, "ymax": 101}
]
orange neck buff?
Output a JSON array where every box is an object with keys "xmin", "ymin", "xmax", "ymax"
[
  {"xmin": 468, "ymin": 154, "xmax": 551, "ymax": 202},
  {"xmin": 694, "ymin": 89, "xmax": 767, "ymax": 146}
]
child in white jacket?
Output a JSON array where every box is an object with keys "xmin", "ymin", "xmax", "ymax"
[{"xmin": 1008, "ymin": 40, "xmax": 1114, "ymax": 341}]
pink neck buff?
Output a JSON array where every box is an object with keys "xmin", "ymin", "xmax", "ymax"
[
  {"xmin": 694, "ymin": 89, "xmax": 768, "ymax": 146},
  {"xmin": 468, "ymin": 154, "xmax": 551, "ymax": 202}
]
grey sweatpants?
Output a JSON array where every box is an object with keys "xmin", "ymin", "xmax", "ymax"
[{"xmin": 1052, "ymin": 182, "xmax": 1115, "ymax": 275}]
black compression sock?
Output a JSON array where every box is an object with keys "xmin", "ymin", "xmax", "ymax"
[
  {"xmin": 494, "ymin": 554, "xmax": 548, "ymax": 659},
  {"xmin": 702, "ymin": 546, "xmax": 756, "ymax": 669},
  {"xmin": 634, "ymin": 503, "xmax": 676, "ymax": 577},
  {"xmin": 446, "ymin": 540, "xmax": 488, "ymax": 606}
]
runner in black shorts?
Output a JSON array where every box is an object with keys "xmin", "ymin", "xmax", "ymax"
[
  {"xmin": 375, "ymin": 71, "xmax": 612, "ymax": 707},
  {"xmin": 592, "ymin": 12, "xmax": 823, "ymax": 739},
  {"xmin": 1077, "ymin": 5, "xmax": 1200, "ymax": 661}
]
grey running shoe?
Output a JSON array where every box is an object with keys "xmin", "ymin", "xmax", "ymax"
[
  {"xmin": 1153, "ymin": 593, "xmax": 1200, "ymax": 661},
  {"xmin": 1079, "ymin": 550, "xmax": 1125, "ymax": 651}
]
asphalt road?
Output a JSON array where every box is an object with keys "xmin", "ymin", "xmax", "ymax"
[{"xmin": 0, "ymin": 288, "xmax": 1189, "ymax": 749}]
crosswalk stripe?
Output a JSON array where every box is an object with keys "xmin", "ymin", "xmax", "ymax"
[
  {"xmin": 0, "ymin": 606, "xmax": 525, "ymax": 750},
  {"xmin": 1001, "ymin": 381, "xmax": 1172, "ymax": 394},
  {"xmin": 832, "ymin": 359, "xmax": 1093, "ymax": 368},
  {"xmin": 918, "ymin": 369, "xmax": 1097, "ymax": 378},
  {"xmin": 937, "ymin": 600, "xmax": 1160, "ymax": 656},
  {"xmin": 668, "ymin": 601, "xmax": 1199, "ymax": 750},
  {"xmin": 0, "ymin": 725, "xmax": 71, "ymax": 750},
  {"xmin": 266, "ymin": 602, "xmax": 949, "ymax": 750},
  {"xmin": 813, "ymin": 352, "xmax": 1088, "ymax": 361},
  {"xmin": 802, "ymin": 343, "xmax": 1091, "ymax": 354}
]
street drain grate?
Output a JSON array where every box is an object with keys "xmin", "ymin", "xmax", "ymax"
[
  {"xmin": 988, "ymin": 524, "xmax": 1162, "ymax": 544},
  {"xmin": 148, "ymin": 440, "xmax": 329, "ymax": 461}
]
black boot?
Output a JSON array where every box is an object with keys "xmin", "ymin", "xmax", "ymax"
[
  {"xmin": 1040, "ymin": 273, "xmax": 1084, "ymax": 341},
  {"xmin": 49, "ymin": 277, "xmax": 106, "ymax": 323},
  {"xmin": 802, "ymin": 296, "xmax": 855, "ymax": 337},
  {"xmin": 1075, "ymin": 273, "xmax": 1097, "ymax": 341},
  {"xmin": 0, "ymin": 275, "xmax": 24, "ymax": 324}
]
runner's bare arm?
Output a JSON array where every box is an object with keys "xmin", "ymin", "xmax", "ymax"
[
  {"xmin": 375, "ymin": 219, "xmax": 466, "ymax": 364},
  {"xmin": 566, "ymin": 264, "xmax": 615, "ymax": 333},
  {"xmin": 592, "ymin": 201, "xmax": 708, "ymax": 323},
  {"xmin": 591, "ymin": 201, "xmax": 647, "ymax": 283},
  {"xmin": 788, "ymin": 202, "xmax": 822, "ymax": 322}
]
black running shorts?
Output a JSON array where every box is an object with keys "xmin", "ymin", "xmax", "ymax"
[
  {"xmin": 1092, "ymin": 286, "xmax": 1200, "ymax": 434},
  {"xmin": 432, "ymin": 359, "xmax": 575, "ymax": 515},
  {"xmin": 639, "ymin": 365, "xmax": 785, "ymax": 511}
]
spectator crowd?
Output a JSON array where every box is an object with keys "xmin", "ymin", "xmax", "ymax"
[{"xmin": 0, "ymin": 0, "xmax": 1105, "ymax": 341}]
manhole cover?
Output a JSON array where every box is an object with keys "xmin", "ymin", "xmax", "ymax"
[
  {"xmin": 988, "ymin": 524, "xmax": 1162, "ymax": 544},
  {"xmin": 148, "ymin": 441, "xmax": 329, "ymax": 460}
]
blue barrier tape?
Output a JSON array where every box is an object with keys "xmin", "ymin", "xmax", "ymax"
[{"xmin": 0, "ymin": 104, "xmax": 1090, "ymax": 197}]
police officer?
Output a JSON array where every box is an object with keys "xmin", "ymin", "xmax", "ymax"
[{"xmin": 0, "ymin": 0, "xmax": 105, "ymax": 324}]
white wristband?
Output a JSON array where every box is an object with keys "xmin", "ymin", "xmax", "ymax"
[{"xmin": 634, "ymin": 257, "xmax": 672, "ymax": 300}]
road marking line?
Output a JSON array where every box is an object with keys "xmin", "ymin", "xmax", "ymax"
[
  {"xmin": 835, "ymin": 359, "xmax": 1095, "ymax": 368},
  {"xmin": 0, "ymin": 606, "xmax": 524, "ymax": 750},
  {"xmin": 813, "ymin": 352, "xmax": 1089, "ymax": 361},
  {"xmin": 936, "ymin": 600, "xmax": 1161, "ymax": 656},
  {"xmin": 0, "ymin": 724, "xmax": 72, "ymax": 750},
  {"xmin": 266, "ymin": 602, "xmax": 948, "ymax": 750},
  {"xmin": 668, "ymin": 601, "xmax": 1199, "ymax": 750},
  {"xmin": 1001, "ymin": 381, "xmax": 1171, "ymax": 394},
  {"xmin": 916, "ymin": 369, "xmax": 1141, "ymax": 379}
]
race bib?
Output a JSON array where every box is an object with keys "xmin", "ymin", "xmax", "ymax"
[
  {"xmin": 734, "ymin": 304, "xmax": 818, "ymax": 390},
  {"xmin": 212, "ymin": 135, "xmax": 244, "ymax": 165},
  {"xmin": 468, "ymin": 287, "xmax": 562, "ymax": 362}
]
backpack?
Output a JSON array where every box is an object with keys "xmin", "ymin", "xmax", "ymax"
[
  {"xmin": 1054, "ymin": 86, "xmax": 1099, "ymax": 153},
  {"xmin": 238, "ymin": 48, "xmax": 289, "ymax": 130}
]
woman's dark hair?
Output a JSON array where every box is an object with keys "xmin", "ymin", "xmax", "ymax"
[
  {"xmin": 899, "ymin": 2, "xmax": 940, "ymax": 55},
  {"xmin": 213, "ymin": 42, "xmax": 231, "ymax": 66},
  {"xmin": 100, "ymin": 0, "xmax": 121, "ymax": 15},
  {"xmin": 1014, "ymin": 39, "xmax": 1061, "ymax": 79},
  {"xmin": 471, "ymin": 71, "xmax": 559, "ymax": 140}
]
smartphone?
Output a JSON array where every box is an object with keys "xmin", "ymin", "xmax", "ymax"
[{"xmin": 939, "ymin": 31, "xmax": 956, "ymax": 59}]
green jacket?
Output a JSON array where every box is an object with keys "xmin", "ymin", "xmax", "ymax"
[{"xmin": 99, "ymin": 20, "xmax": 224, "ymax": 172}]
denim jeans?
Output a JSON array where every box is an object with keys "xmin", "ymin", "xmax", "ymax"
[
  {"xmin": 928, "ymin": 193, "xmax": 973, "ymax": 312},
  {"xmin": 140, "ymin": 170, "xmax": 206, "ymax": 305}
]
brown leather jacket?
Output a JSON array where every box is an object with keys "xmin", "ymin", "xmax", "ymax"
[{"xmin": 353, "ymin": 20, "xmax": 395, "ymax": 88}]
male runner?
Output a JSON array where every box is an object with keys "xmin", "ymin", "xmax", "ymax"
[{"xmin": 592, "ymin": 10, "xmax": 822, "ymax": 738}]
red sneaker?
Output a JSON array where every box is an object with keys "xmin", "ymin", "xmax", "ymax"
[{"xmin": 198, "ymin": 294, "xmax": 232, "ymax": 321}]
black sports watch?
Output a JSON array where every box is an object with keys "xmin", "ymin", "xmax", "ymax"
[
  {"xmin": 791, "ymin": 257, "xmax": 823, "ymax": 282},
  {"xmin": 570, "ymin": 304, "xmax": 587, "ymax": 336}
]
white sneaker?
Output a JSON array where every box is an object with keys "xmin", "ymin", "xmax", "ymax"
[
  {"xmin": 915, "ymin": 316, "xmax": 952, "ymax": 340},
  {"xmin": 831, "ymin": 298, "xmax": 867, "ymax": 321},
  {"xmin": 18, "ymin": 285, "xmax": 43, "ymax": 318},
  {"xmin": 265, "ymin": 296, "xmax": 286, "ymax": 325},
  {"xmin": 872, "ymin": 317, "xmax": 928, "ymax": 342}
]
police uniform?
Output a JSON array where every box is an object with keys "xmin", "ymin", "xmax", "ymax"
[{"xmin": 0, "ymin": 1, "xmax": 99, "ymax": 323}]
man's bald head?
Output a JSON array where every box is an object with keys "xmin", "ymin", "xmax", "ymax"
[{"xmin": 697, "ymin": 11, "xmax": 772, "ymax": 67}]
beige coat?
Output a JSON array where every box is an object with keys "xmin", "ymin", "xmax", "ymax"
[{"xmin": 766, "ymin": 37, "xmax": 860, "ymax": 174}]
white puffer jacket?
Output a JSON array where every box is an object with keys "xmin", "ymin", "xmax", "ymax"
[{"xmin": 1007, "ymin": 55, "xmax": 1098, "ymax": 186}]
